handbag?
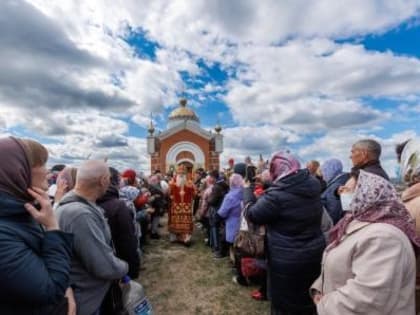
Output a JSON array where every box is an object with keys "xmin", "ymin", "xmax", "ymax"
[
  {"xmin": 241, "ymin": 257, "xmax": 265, "ymax": 278},
  {"xmin": 233, "ymin": 203, "xmax": 265, "ymax": 258}
]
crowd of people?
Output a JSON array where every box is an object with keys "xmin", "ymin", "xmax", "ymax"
[{"xmin": 0, "ymin": 135, "xmax": 420, "ymax": 315}]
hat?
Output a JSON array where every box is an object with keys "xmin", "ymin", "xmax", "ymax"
[
  {"xmin": 233, "ymin": 163, "xmax": 246, "ymax": 178},
  {"xmin": 122, "ymin": 169, "xmax": 136, "ymax": 185}
]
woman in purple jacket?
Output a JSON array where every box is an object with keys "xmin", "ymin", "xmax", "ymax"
[{"xmin": 217, "ymin": 174, "xmax": 244, "ymax": 250}]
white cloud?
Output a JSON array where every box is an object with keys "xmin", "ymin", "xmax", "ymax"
[
  {"xmin": 298, "ymin": 129, "xmax": 418, "ymax": 177},
  {"xmin": 1, "ymin": 1, "xmax": 420, "ymax": 174}
]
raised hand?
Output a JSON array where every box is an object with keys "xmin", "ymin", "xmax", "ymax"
[{"xmin": 25, "ymin": 187, "xmax": 59, "ymax": 231}]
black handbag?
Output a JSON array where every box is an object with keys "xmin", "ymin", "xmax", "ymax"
[{"xmin": 47, "ymin": 296, "xmax": 68, "ymax": 315}]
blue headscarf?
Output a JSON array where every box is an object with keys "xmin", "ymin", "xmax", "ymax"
[{"xmin": 321, "ymin": 158, "xmax": 343, "ymax": 183}]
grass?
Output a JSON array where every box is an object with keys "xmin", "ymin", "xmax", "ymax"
[{"xmin": 137, "ymin": 215, "xmax": 270, "ymax": 315}]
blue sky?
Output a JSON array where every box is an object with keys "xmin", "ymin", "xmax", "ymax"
[{"xmin": 0, "ymin": 1, "xmax": 419, "ymax": 174}]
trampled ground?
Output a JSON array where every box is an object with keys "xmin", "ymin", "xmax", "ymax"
[{"xmin": 138, "ymin": 215, "xmax": 270, "ymax": 315}]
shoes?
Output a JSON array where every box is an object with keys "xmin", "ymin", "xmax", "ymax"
[
  {"xmin": 251, "ymin": 289, "xmax": 267, "ymax": 301},
  {"xmin": 232, "ymin": 275, "xmax": 249, "ymax": 286},
  {"xmin": 213, "ymin": 252, "xmax": 225, "ymax": 259},
  {"xmin": 150, "ymin": 233, "xmax": 161, "ymax": 239}
]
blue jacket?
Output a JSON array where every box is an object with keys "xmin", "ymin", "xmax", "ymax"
[
  {"xmin": 321, "ymin": 172, "xmax": 350, "ymax": 224},
  {"xmin": 245, "ymin": 170, "xmax": 325, "ymax": 312},
  {"xmin": 217, "ymin": 186, "xmax": 243, "ymax": 243},
  {"xmin": 0, "ymin": 192, "xmax": 73, "ymax": 315}
]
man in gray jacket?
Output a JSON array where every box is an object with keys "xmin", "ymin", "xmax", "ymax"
[{"xmin": 56, "ymin": 160, "xmax": 128, "ymax": 315}]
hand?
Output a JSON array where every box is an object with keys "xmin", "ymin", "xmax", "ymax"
[
  {"xmin": 54, "ymin": 178, "xmax": 69, "ymax": 204},
  {"xmin": 146, "ymin": 207, "xmax": 155, "ymax": 214},
  {"xmin": 243, "ymin": 180, "xmax": 251, "ymax": 188},
  {"xmin": 313, "ymin": 293, "xmax": 323, "ymax": 305},
  {"xmin": 65, "ymin": 287, "xmax": 77, "ymax": 315},
  {"xmin": 25, "ymin": 187, "xmax": 59, "ymax": 231}
]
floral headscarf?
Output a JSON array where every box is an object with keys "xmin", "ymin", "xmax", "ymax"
[
  {"xmin": 321, "ymin": 158, "xmax": 343, "ymax": 183},
  {"xmin": 328, "ymin": 170, "xmax": 420, "ymax": 250},
  {"xmin": 269, "ymin": 151, "xmax": 300, "ymax": 182}
]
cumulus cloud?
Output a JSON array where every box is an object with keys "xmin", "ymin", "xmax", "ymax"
[
  {"xmin": 1, "ymin": 0, "xmax": 419, "ymax": 173},
  {"xmin": 298, "ymin": 129, "xmax": 418, "ymax": 177}
]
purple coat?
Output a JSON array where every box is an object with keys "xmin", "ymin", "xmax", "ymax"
[{"xmin": 217, "ymin": 187, "xmax": 243, "ymax": 243}]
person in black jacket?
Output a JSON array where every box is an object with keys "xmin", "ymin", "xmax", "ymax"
[
  {"xmin": 97, "ymin": 167, "xmax": 140, "ymax": 280},
  {"xmin": 148, "ymin": 175, "xmax": 166, "ymax": 239},
  {"xmin": 0, "ymin": 137, "xmax": 74, "ymax": 315},
  {"xmin": 245, "ymin": 151, "xmax": 325, "ymax": 315},
  {"xmin": 207, "ymin": 170, "xmax": 229, "ymax": 258}
]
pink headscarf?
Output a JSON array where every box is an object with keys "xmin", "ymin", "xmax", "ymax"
[
  {"xmin": 269, "ymin": 151, "xmax": 301, "ymax": 182},
  {"xmin": 328, "ymin": 170, "xmax": 420, "ymax": 250},
  {"xmin": 229, "ymin": 173, "xmax": 244, "ymax": 188}
]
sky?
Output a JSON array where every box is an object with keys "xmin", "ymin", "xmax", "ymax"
[{"xmin": 0, "ymin": 0, "xmax": 420, "ymax": 176}]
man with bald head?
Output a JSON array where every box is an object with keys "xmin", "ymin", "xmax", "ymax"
[{"xmin": 56, "ymin": 160, "xmax": 128, "ymax": 315}]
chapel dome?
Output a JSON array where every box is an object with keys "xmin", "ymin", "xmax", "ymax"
[{"xmin": 168, "ymin": 98, "xmax": 200, "ymax": 123}]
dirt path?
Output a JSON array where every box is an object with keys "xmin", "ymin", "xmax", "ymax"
[{"xmin": 138, "ymin": 215, "xmax": 270, "ymax": 315}]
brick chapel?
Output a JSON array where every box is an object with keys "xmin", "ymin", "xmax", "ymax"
[{"xmin": 147, "ymin": 98, "xmax": 223, "ymax": 175}]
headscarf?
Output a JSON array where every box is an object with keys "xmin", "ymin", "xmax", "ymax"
[
  {"xmin": 269, "ymin": 151, "xmax": 301, "ymax": 182},
  {"xmin": 121, "ymin": 169, "xmax": 136, "ymax": 185},
  {"xmin": 328, "ymin": 170, "xmax": 420, "ymax": 250},
  {"xmin": 0, "ymin": 137, "xmax": 33, "ymax": 202},
  {"xmin": 321, "ymin": 158, "xmax": 343, "ymax": 183},
  {"xmin": 229, "ymin": 174, "xmax": 244, "ymax": 189}
]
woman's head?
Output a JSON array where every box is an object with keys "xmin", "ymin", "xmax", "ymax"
[
  {"xmin": 57, "ymin": 167, "xmax": 78, "ymax": 191},
  {"xmin": 229, "ymin": 173, "xmax": 244, "ymax": 188},
  {"xmin": 21, "ymin": 139, "xmax": 49, "ymax": 191},
  {"xmin": 0, "ymin": 137, "xmax": 49, "ymax": 201},
  {"xmin": 349, "ymin": 170, "xmax": 398, "ymax": 215},
  {"xmin": 269, "ymin": 151, "xmax": 300, "ymax": 182},
  {"xmin": 321, "ymin": 158, "xmax": 343, "ymax": 183}
]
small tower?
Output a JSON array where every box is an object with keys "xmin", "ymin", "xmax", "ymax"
[{"xmin": 147, "ymin": 115, "xmax": 156, "ymax": 155}]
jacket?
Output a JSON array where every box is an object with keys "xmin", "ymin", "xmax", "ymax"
[
  {"xmin": 56, "ymin": 191, "xmax": 128, "ymax": 315},
  {"xmin": 311, "ymin": 221, "xmax": 415, "ymax": 315},
  {"xmin": 97, "ymin": 186, "xmax": 140, "ymax": 279},
  {"xmin": 246, "ymin": 169, "xmax": 325, "ymax": 312},
  {"xmin": 321, "ymin": 173, "xmax": 350, "ymax": 224},
  {"xmin": 0, "ymin": 192, "xmax": 73, "ymax": 315},
  {"xmin": 217, "ymin": 186, "xmax": 243, "ymax": 243},
  {"xmin": 351, "ymin": 160, "xmax": 389, "ymax": 180},
  {"xmin": 403, "ymin": 182, "xmax": 420, "ymax": 235}
]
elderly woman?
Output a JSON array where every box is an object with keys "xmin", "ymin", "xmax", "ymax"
[
  {"xmin": 320, "ymin": 158, "xmax": 350, "ymax": 224},
  {"xmin": 311, "ymin": 170, "xmax": 419, "ymax": 315},
  {"xmin": 245, "ymin": 151, "xmax": 325, "ymax": 315},
  {"xmin": 217, "ymin": 173, "xmax": 244, "ymax": 248},
  {"xmin": 402, "ymin": 165, "xmax": 420, "ymax": 312},
  {"xmin": 0, "ymin": 137, "xmax": 74, "ymax": 314}
]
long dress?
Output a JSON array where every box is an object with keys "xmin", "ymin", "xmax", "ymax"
[{"xmin": 168, "ymin": 181, "xmax": 195, "ymax": 244}]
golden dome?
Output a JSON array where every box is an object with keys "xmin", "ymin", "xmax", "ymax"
[{"xmin": 168, "ymin": 98, "xmax": 199, "ymax": 122}]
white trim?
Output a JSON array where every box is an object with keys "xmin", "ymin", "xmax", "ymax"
[
  {"xmin": 158, "ymin": 121, "xmax": 213, "ymax": 141},
  {"xmin": 177, "ymin": 158, "xmax": 195, "ymax": 165},
  {"xmin": 166, "ymin": 141, "xmax": 205, "ymax": 168}
]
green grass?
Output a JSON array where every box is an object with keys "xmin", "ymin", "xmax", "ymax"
[{"xmin": 137, "ymin": 215, "xmax": 270, "ymax": 315}]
